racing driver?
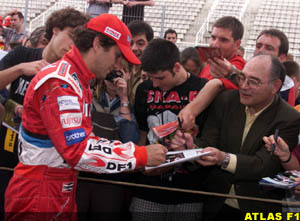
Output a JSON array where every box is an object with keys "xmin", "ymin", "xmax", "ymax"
[{"xmin": 5, "ymin": 14, "xmax": 167, "ymax": 220}]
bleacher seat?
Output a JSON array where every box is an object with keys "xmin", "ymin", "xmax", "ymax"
[
  {"xmin": 0, "ymin": 0, "xmax": 57, "ymax": 23},
  {"xmin": 2, "ymin": 0, "xmax": 299, "ymax": 62},
  {"xmin": 109, "ymin": 0, "xmax": 206, "ymax": 42},
  {"xmin": 245, "ymin": 0, "xmax": 300, "ymax": 60}
]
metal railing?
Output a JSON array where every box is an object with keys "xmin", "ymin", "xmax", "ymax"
[
  {"xmin": 25, "ymin": 0, "xmax": 300, "ymax": 64},
  {"xmin": 29, "ymin": 0, "xmax": 88, "ymax": 33},
  {"xmin": 195, "ymin": 0, "xmax": 220, "ymax": 45},
  {"xmin": 28, "ymin": 0, "xmax": 203, "ymax": 44}
]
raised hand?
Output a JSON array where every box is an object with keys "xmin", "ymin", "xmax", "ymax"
[
  {"xmin": 18, "ymin": 60, "xmax": 49, "ymax": 76},
  {"xmin": 178, "ymin": 107, "xmax": 196, "ymax": 131},
  {"xmin": 114, "ymin": 77, "xmax": 128, "ymax": 101},
  {"xmin": 208, "ymin": 57, "xmax": 233, "ymax": 78},
  {"xmin": 263, "ymin": 135, "xmax": 290, "ymax": 162},
  {"xmin": 169, "ymin": 130, "xmax": 194, "ymax": 151}
]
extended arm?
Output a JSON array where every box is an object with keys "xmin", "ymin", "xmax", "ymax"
[
  {"xmin": 179, "ymin": 78, "xmax": 223, "ymax": 130},
  {"xmin": 0, "ymin": 60, "xmax": 49, "ymax": 90},
  {"xmin": 37, "ymin": 80, "xmax": 166, "ymax": 172},
  {"xmin": 207, "ymin": 56, "xmax": 245, "ymax": 90},
  {"xmin": 123, "ymin": 0, "xmax": 155, "ymax": 7}
]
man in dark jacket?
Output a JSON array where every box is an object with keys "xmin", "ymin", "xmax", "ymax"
[{"xmin": 171, "ymin": 54, "xmax": 300, "ymax": 220}]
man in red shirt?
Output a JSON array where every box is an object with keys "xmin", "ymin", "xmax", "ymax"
[
  {"xmin": 254, "ymin": 29, "xmax": 296, "ymax": 106},
  {"xmin": 200, "ymin": 16, "xmax": 246, "ymax": 90}
]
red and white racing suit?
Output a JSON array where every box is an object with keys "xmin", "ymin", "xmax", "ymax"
[{"xmin": 5, "ymin": 46, "xmax": 147, "ymax": 220}]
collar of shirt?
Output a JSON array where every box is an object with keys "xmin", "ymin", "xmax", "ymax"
[
  {"xmin": 97, "ymin": 90, "xmax": 120, "ymax": 113},
  {"xmin": 245, "ymin": 100, "xmax": 273, "ymax": 118},
  {"xmin": 64, "ymin": 45, "xmax": 96, "ymax": 89},
  {"xmin": 242, "ymin": 100, "xmax": 273, "ymax": 144}
]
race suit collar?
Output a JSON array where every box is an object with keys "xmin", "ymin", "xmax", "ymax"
[{"xmin": 64, "ymin": 45, "xmax": 96, "ymax": 88}]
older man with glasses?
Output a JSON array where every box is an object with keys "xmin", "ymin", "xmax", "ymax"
[{"xmin": 171, "ymin": 54, "xmax": 300, "ymax": 221}]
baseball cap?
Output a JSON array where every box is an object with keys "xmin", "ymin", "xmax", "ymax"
[{"xmin": 86, "ymin": 14, "xmax": 140, "ymax": 65}]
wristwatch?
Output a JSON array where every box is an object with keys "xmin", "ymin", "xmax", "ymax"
[
  {"xmin": 227, "ymin": 65, "xmax": 238, "ymax": 80},
  {"xmin": 221, "ymin": 152, "xmax": 230, "ymax": 169},
  {"xmin": 120, "ymin": 101, "xmax": 129, "ymax": 107}
]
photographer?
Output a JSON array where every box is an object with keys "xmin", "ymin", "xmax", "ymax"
[{"xmin": 92, "ymin": 59, "xmax": 140, "ymax": 143}]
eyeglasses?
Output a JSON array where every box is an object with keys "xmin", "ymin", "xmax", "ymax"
[{"xmin": 236, "ymin": 73, "xmax": 264, "ymax": 88}]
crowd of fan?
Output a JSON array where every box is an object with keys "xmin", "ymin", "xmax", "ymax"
[{"xmin": 0, "ymin": 3, "xmax": 300, "ymax": 221}]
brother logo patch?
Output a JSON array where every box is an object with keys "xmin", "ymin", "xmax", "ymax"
[{"xmin": 64, "ymin": 128, "xmax": 86, "ymax": 146}]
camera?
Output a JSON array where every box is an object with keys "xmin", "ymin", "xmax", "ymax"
[{"xmin": 105, "ymin": 70, "xmax": 123, "ymax": 82}]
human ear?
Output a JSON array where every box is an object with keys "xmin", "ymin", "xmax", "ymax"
[
  {"xmin": 272, "ymin": 79, "xmax": 283, "ymax": 94},
  {"xmin": 278, "ymin": 54, "xmax": 287, "ymax": 63},
  {"xmin": 173, "ymin": 62, "xmax": 181, "ymax": 73}
]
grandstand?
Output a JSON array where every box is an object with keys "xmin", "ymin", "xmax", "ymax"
[
  {"xmin": 1, "ymin": 0, "xmax": 300, "ymax": 62},
  {"xmin": 110, "ymin": 0, "xmax": 205, "ymax": 43},
  {"xmin": 0, "ymin": 0, "xmax": 57, "ymax": 23},
  {"xmin": 245, "ymin": 0, "xmax": 300, "ymax": 61}
]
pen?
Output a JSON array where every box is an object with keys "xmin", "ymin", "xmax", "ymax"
[
  {"xmin": 270, "ymin": 128, "xmax": 279, "ymax": 156},
  {"xmin": 178, "ymin": 118, "xmax": 188, "ymax": 149}
]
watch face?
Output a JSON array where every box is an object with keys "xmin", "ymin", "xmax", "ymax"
[
  {"xmin": 228, "ymin": 66, "xmax": 239, "ymax": 79},
  {"xmin": 221, "ymin": 153, "xmax": 230, "ymax": 169}
]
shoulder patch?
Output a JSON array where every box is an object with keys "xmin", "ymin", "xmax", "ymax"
[
  {"xmin": 34, "ymin": 61, "xmax": 83, "ymax": 98},
  {"xmin": 64, "ymin": 128, "xmax": 86, "ymax": 146},
  {"xmin": 60, "ymin": 112, "xmax": 82, "ymax": 128},
  {"xmin": 57, "ymin": 96, "xmax": 80, "ymax": 111}
]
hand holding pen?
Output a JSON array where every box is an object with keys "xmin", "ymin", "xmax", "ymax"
[
  {"xmin": 263, "ymin": 130, "xmax": 293, "ymax": 163},
  {"xmin": 270, "ymin": 128, "xmax": 279, "ymax": 156},
  {"xmin": 178, "ymin": 118, "xmax": 188, "ymax": 149}
]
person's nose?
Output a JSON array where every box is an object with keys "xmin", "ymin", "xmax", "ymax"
[
  {"xmin": 255, "ymin": 47, "xmax": 263, "ymax": 54},
  {"xmin": 114, "ymin": 58, "xmax": 122, "ymax": 70},
  {"xmin": 131, "ymin": 42, "xmax": 138, "ymax": 51},
  {"xmin": 211, "ymin": 39, "xmax": 220, "ymax": 48}
]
